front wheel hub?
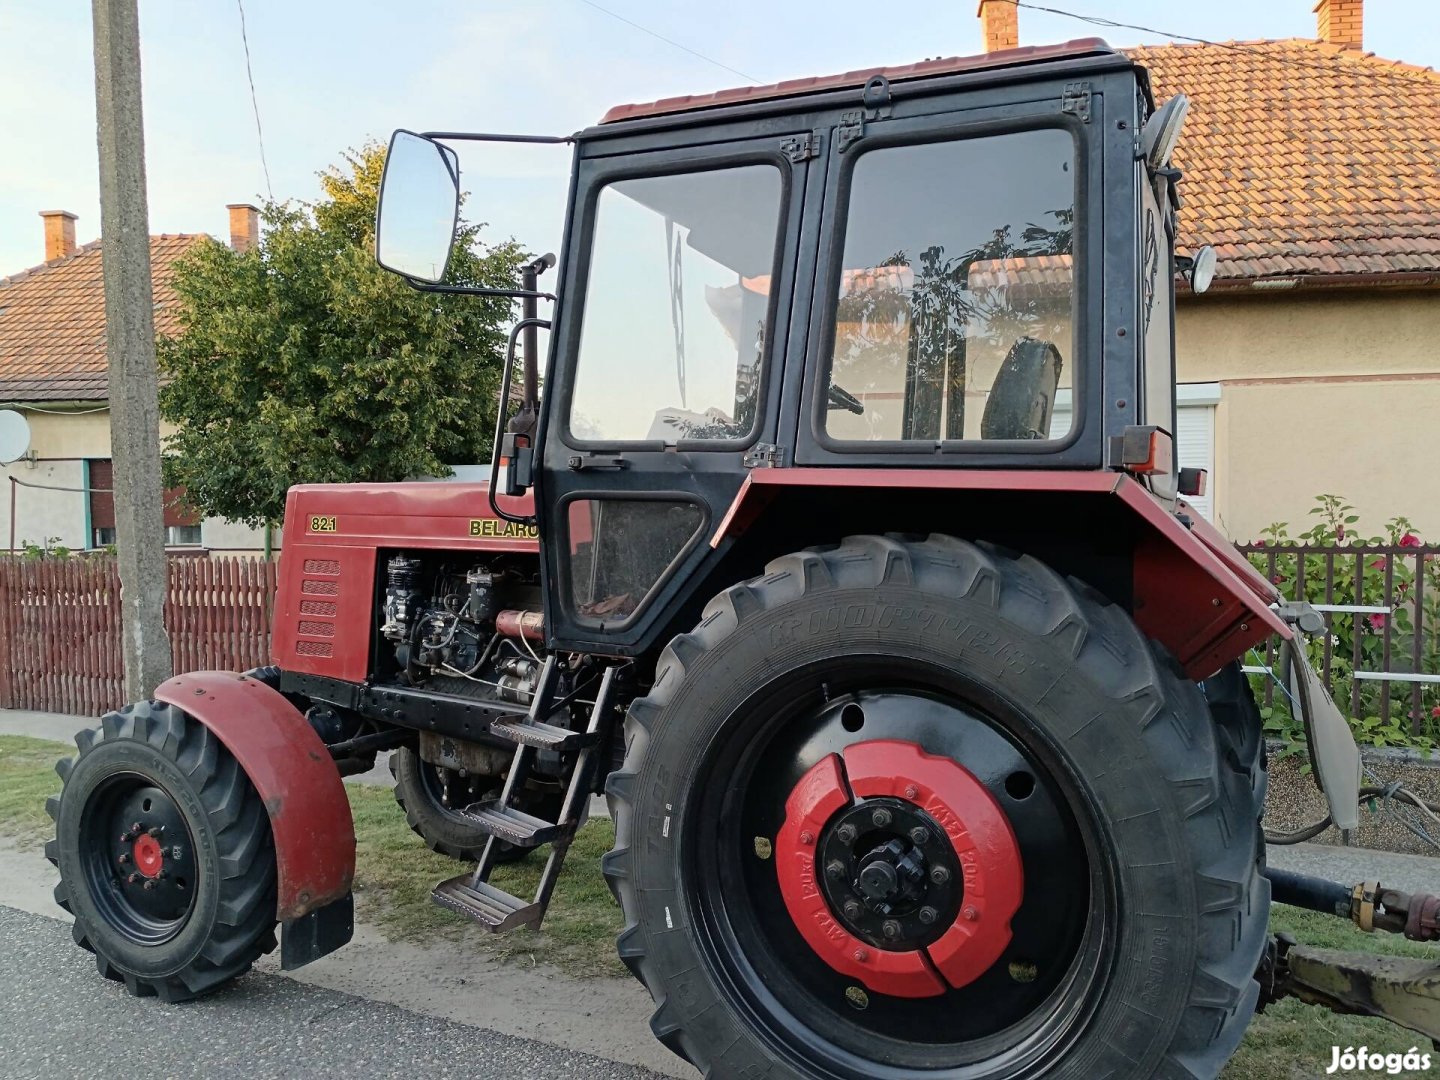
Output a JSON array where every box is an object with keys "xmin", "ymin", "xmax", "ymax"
[{"xmin": 776, "ymin": 739, "xmax": 1023, "ymax": 999}]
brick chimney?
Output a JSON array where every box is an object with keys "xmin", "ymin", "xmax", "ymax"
[
  {"xmin": 1314, "ymin": 0, "xmax": 1363, "ymax": 49},
  {"xmin": 40, "ymin": 210, "xmax": 77, "ymax": 261},
  {"xmin": 978, "ymin": 0, "xmax": 1019, "ymax": 53},
  {"xmin": 226, "ymin": 203, "xmax": 260, "ymax": 252}
]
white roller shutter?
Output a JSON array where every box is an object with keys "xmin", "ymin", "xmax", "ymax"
[{"xmin": 1048, "ymin": 383, "xmax": 1218, "ymax": 521}]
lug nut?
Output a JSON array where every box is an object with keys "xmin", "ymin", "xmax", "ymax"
[
  {"xmin": 903, "ymin": 785, "xmax": 919, "ymax": 800},
  {"xmin": 843, "ymin": 899, "xmax": 863, "ymax": 920},
  {"xmin": 826, "ymin": 860, "xmax": 845, "ymax": 879},
  {"xmin": 909, "ymin": 827, "xmax": 929, "ymax": 845},
  {"xmin": 962, "ymin": 906, "xmax": 979, "ymax": 922},
  {"xmin": 116, "ymin": 853, "xmax": 130, "ymax": 866},
  {"xmin": 147, "ymin": 825, "xmax": 165, "ymax": 838},
  {"xmin": 836, "ymin": 824, "xmax": 858, "ymax": 845},
  {"xmin": 871, "ymin": 808, "xmax": 892, "ymax": 828},
  {"xmin": 882, "ymin": 920, "xmax": 901, "ymax": 940},
  {"xmin": 853, "ymin": 948, "xmax": 869, "ymax": 963},
  {"xmin": 125, "ymin": 873, "xmax": 140, "ymax": 885},
  {"xmin": 142, "ymin": 880, "xmax": 156, "ymax": 891},
  {"xmin": 919, "ymin": 906, "xmax": 938, "ymax": 925},
  {"xmin": 930, "ymin": 866, "xmax": 950, "ymax": 885},
  {"xmin": 799, "ymin": 830, "xmax": 815, "ymax": 846},
  {"xmin": 130, "ymin": 822, "xmax": 143, "ymax": 836}
]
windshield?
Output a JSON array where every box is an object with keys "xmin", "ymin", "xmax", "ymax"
[
  {"xmin": 824, "ymin": 128, "xmax": 1077, "ymax": 444},
  {"xmin": 568, "ymin": 164, "xmax": 783, "ymax": 444}
]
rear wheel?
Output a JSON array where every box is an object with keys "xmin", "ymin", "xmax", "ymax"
[
  {"xmin": 604, "ymin": 535, "xmax": 1267, "ymax": 1079},
  {"xmin": 47, "ymin": 701, "xmax": 278, "ymax": 1001}
]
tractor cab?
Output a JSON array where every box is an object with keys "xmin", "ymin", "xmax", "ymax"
[{"xmin": 377, "ymin": 39, "xmax": 1209, "ymax": 658}]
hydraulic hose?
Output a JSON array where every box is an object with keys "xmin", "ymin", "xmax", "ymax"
[
  {"xmin": 1263, "ymin": 867, "xmax": 1353, "ymax": 918},
  {"xmin": 1264, "ymin": 785, "xmax": 1440, "ymax": 847}
]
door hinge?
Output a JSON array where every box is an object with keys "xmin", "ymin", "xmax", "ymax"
[
  {"xmin": 837, "ymin": 110, "xmax": 866, "ymax": 153},
  {"xmin": 743, "ymin": 443, "xmax": 785, "ymax": 469},
  {"xmin": 1062, "ymin": 82, "xmax": 1092, "ymax": 123},
  {"xmin": 780, "ymin": 132, "xmax": 822, "ymax": 163}
]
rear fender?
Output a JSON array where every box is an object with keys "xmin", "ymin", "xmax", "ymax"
[{"xmin": 153, "ymin": 671, "xmax": 355, "ymax": 934}]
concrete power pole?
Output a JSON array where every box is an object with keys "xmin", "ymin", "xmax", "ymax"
[{"xmin": 92, "ymin": 0, "xmax": 172, "ymax": 699}]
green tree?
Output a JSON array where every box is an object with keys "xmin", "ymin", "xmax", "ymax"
[{"xmin": 157, "ymin": 142, "xmax": 524, "ymax": 527}]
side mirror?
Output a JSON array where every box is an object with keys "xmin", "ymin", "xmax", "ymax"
[
  {"xmin": 1142, "ymin": 94, "xmax": 1190, "ymax": 171},
  {"xmin": 375, "ymin": 130, "xmax": 460, "ymax": 284},
  {"xmin": 1176, "ymin": 245, "xmax": 1218, "ymax": 294}
]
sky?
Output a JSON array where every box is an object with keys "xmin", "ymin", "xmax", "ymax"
[{"xmin": 2, "ymin": 0, "xmax": 1438, "ymax": 276}]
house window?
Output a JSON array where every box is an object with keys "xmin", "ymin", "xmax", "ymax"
[
  {"xmin": 166, "ymin": 524, "xmax": 203, "ymax": 547},
  {"xmin": 87, "ymin": 459, "xmax": 204, "ymax": 549}
]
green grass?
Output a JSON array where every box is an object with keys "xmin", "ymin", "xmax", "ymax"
[
  {"xmin": 0, "ymin": 735, "xmax": 72, "ymax": 845},
  {"xmin": 6, "ymin": 733, "xmax": 1436, "ymax": 1070}
]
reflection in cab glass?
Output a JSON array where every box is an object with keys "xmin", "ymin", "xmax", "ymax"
[
  {"xmin": 569, "ymin": 165, "xmax": 783, "ymax": 444},
  {"xmin": 825, "ymin": 129, "xmax": 1077, "ymax": 443}
]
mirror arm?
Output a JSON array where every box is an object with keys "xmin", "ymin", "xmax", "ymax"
[
  {"xmin": 420, "ymin": 131, "xmax": 573, "ymax": 146},
  {"xmin": 403, "ymin": 279, "xmax": 556, "ymax": 301},
  {"xmin": 489, "ymin": 317, "xmax": 553, "ymax": 525}
]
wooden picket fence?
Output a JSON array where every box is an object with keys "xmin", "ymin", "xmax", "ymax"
[{"xmin": 0, "ymin": 555, "xmax": 276, "ymax": 717}]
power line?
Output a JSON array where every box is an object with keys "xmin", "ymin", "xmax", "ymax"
[
  {"xmin": 1008, "ymin": 0, "xmax": 1438, "ymax": 90},
  {"xmin": 571, "ymin": 0, "xmax": 758, "ymax": 83},
  {"xmin": 235, "ymin": 0, "xmax": 274, "ymax": 201}
]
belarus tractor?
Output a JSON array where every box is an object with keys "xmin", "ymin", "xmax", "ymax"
[{"xmin": 45, "ymin": 37, "xmax": 1440, "ymax": 1079}]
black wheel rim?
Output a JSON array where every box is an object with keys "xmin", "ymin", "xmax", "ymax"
[
  {"xmin": 79, "ymin": 773, "xmax": 198, "ymax": 946},
  {"xmin": 686, "ymin": 655, "xmax": 1115, "ymax": 1078}
]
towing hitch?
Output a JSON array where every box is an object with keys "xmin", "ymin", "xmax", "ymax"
[{"xmin": 1261, "ymin": 868, "xmax": 1440, "ymax": 1040}]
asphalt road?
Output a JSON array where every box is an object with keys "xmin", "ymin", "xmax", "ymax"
[{"xmin": 0, "ymin": 905, "xmax": 667, "ymax": 1080}]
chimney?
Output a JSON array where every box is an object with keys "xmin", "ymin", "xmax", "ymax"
[
  {"xmin": 978, "ymin": 0, "xmax": 1019, "ymax": 53},
  {"xmin": 226, "ymin": 203, "xmax": 260, "ymax": 253},
  {"xmin": 1314, "ymin": 0, "xmax": 1363, "ymax": 49},
  {"xmin": 40, "ymin": 210, "xmax": 77, "ymax": 262}
]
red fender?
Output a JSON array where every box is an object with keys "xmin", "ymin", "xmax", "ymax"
[{"xmin": 153, "ymin": 670, "xmax": 354, "ymax": 921}]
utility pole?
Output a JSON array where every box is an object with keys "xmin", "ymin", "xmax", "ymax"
[{"xmin": 92, "ymin": 0, "xmax": 171, "ymax": 699}]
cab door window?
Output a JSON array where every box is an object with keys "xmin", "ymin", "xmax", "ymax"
[
  {"xmin": 568, "ymin": 164, "xmax": 784, "ymax": 445},
  {"xmin": 822, "ymin": 128, "xmax": 1078, "ymax": 444}
]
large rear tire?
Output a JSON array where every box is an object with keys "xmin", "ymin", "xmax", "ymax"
[
  {"xmin": 604, "ymin": 535, "xmax": 1267, "ymax": 1079},
  {"xmin": 46, "ymin": 701, "xmax": 278, "ymax": 1002}
]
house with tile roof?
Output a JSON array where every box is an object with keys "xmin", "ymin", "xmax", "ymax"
[
  {"xmin": 978, "ymin": 0, "xmax": 1440, "ymax": 538},
  {"xmin": 0, "ymin": 205, "xmax": 270, "ymax": 553}
]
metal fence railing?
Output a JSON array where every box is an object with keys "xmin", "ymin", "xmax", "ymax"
[{"xmin": 1237, "ymin": 542, "xmax": 1440, "ymax": 738}]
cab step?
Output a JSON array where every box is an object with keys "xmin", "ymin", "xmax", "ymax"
[
  {"xmin": 489, "ymin": 715, "xmax": 597, "ymax": 751},
  {"xmin": 431, "ymin": 659, "xmax": 622, "ymax": 935},
  {"xmin": 433, "ymin": 874, "xmax": 542, "ymax": 933},
  {"xmin": 459, "ymin": 801, "xmax": 566, "ymax": 847}
]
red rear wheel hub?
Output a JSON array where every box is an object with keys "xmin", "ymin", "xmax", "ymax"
[{"xmin": 775, "ymin": 739, "xmax": 1024, "ymax": 999}]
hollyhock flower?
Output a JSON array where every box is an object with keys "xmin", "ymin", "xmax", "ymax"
[
  {"xmin": 1400, "ymin": 532, "xmax": 1423, "ymax": 548},
  {"xmin": 1368, "ymin": 612, "xmax": 1388, "ymax": 631},
  {"xmin": 1370, "ymin": 557, "xmax": 1388, "ymax": 570}
]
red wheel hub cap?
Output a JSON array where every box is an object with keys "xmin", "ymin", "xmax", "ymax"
[
  {"xmin": 775, "ymin": 739, "xmax": 1024, "ymax": 999},
  {"xmin": 132, "ymin": 833, "xmax": 164, "ymax": 878}
]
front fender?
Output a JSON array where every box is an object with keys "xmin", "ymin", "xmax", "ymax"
[{"xmin": 153, "ymin": 670, "xmax": 355, "ymax": 921}]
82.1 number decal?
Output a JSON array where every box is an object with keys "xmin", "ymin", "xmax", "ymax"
[{"xmin": 309, "ymin": 515, "xmax": 337, "ymax": 533}]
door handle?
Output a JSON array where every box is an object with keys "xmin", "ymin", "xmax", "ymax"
[{"xmin": 567, "ymin": 455, "xmax": 628, "ymax": 471}]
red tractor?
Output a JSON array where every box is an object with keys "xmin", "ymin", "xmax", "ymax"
[{"xmin": 46, "ymin": 38, "xmax": 1439, "ymax": 1078}]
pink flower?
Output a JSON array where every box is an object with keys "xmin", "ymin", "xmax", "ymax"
[
  {"xmin": 1400, "ymin": 532, "xmax": 1423, "ymax": 548},
  {"xmin": 1336, "ymin": 525, "xmax": 1346, "ymax": 541},
  {"xmin": 1368, "ymin": 612, "xmax": 1388, "ymax": 631},
  {"xmin": 1432, "ymin": 706, "xmax": 1440, "ymax": 719},
  {"xmin": 1253, "ymin": 540, "xmax": 1267, "ymax": 549},
  {"xmin": 1370, "ymin": 557, "xmax": 1388, "ymax": 570},
  {"xmin": 1271, "ymin": 575, "xmax": 1285, "ymax": 585}
]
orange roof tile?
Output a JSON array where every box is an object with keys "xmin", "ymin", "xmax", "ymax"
[
  {"xmin": 1127, "ymin": 39, "xmax": 1440, "ymax": 284},
  {"xmin": 0, "ymin": 234, "xmax": 204, "ymax": 402}
]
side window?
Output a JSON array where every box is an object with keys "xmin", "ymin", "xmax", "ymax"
[
  {"xmin": 1140, "ymin": 176, "xmax": 1175, "ymax": 436},
  {"xmin": 823, "ymin": 128, "xmax": 1077, "ymax": 443},
  {"xmin": 568, "ymin": 164, "xmax": 783, "ymax": 445}
]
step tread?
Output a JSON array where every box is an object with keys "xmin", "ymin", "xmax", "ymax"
[
  {"xmin": 459, "ymin": 801, "xmax": 569, "ymax": 847},
  {"xmin": 489, "ymin": 716, "xmax": 597, "ymax": 750},
  {"xmin": 432, "ymin": 874, "xmax": 541, "ymax": 933}
]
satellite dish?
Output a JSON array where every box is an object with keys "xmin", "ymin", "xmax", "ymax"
[{"xmin": 0, "ymin": 410, "xmax": 30, "ymax": 464}]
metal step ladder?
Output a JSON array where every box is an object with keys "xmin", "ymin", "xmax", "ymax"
[{"xmin": 431, "ymin": 657, "xmax": 617, "ymax": 933}]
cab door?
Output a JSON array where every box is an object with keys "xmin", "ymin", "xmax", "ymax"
[{"xmin": 534, "ymin": 129, "xmax": 815, "ymax": 655}]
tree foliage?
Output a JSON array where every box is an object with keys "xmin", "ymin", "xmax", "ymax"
[{"xmin": 157, "ymin": 142, "xmax": 524, "ymax": 526}]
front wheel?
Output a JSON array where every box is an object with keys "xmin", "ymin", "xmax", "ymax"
[
  {"xmin": 47, "ymin": 701, "xmax": 278, "ymax": 1001},
  {"xmin": 604, "ymin": 535, "xmax": 1267, "ymax": 1079}
]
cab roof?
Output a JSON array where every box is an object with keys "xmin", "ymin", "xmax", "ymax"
[{"xmin": 599, "ymin": 38, "xmax": 1119, "ymax": 125}]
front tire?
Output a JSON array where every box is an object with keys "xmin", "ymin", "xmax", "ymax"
[
  {"xmin": 604, "ymin": 535, "xmax": 1267, "ymax": 1079},
  {"xmin": 46, "ymin": 701, "xmax": 278, "ymax": 1002}
]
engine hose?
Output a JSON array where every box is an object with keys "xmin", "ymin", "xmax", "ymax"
[
  {"xmin": 1262, "ymin": 867, "xmax": 1353, "ymax": 918},
  {"xmin": 1265, "ymin": 785, "xmax": 1440, "ymax": 847}
]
